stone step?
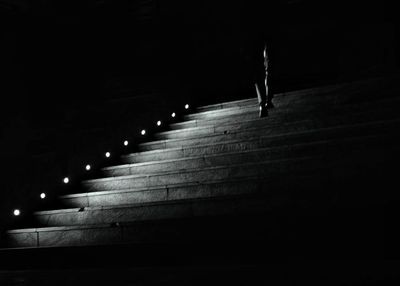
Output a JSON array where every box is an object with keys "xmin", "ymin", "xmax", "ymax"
[
  {"xmin": 194, "ymin": 74, "xmax": 400, "ymax": 113},
  {"xmin": 62, "ymin": 132, "xmax": 398, "ymax": 209},
  {"xmin": 122, "ymin": 118, "xmax": 400, "ymax": 164},
  {"xmin": 84, "ymin": 133, "xmax": 397, "ymax": 193},
  {"xmin": 139, "ymin": 106, "xmax": 400, "ymax": 152},
  {"xmin": 104, "ymin": 132, "xmax": 393, "ymax": 177},
  {"xmin": 157, "ymin": 95, "xmax": 400, "ymax": 140}
]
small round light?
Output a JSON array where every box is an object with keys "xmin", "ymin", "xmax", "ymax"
[
  {"xmin": 171, "ymin": 112, "xmax": 176, "ymax": 118},
  {"xmin": 141, "ymin": 129, "xmax": 146, "ymax": 136},
  {"xmin": 63, "ymin": 177, "xmax": 69, "ymax": 184},
  {"xmin": 124, "ymin": 140, "xmax": 129, "ymax": 146},
  {"xmin": 157, "ymin": 121, "xmax": 162, "ymax": 126},
  {"xmin": 85, "ymin": 164, "xmax": 91, "ymax": 171},
  {"xmin": 13, "ymin": 209, "xmax": 20, "ymax": 216},
  {"xmin": 185, "ymin": 104, "xmax": 189, "ymax": 109},
  {"xmin": 105, "ymin": 152, "xmax": 111, "ymax": 158},
  {"xmin": 40, "ymin": 193, "xmax": 46, "ymax": 199}
]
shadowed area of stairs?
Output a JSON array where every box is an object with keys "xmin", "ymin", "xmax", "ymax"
[{"xmin": 1, "ymin": 75, "xmax": 400, "ymax": 285}]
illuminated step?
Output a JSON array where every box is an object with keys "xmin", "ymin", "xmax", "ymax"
[
  {"xmin": 156, "ymin": 96, "xmax": 400, "ymax": 140},
  {"xmin": 123, "ymin": 119, "xmax": 400, "ymax": 164},
  {"xmin": 139, "ymin": 107, "xmax": 400, "ymax": 152},
  {"xmin": 105, "ymin": 133, "xmax": 395, "ymax": 177}
]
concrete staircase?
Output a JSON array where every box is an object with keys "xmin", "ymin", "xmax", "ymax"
[{"xmin": 1, "ymin": 75, "xmax": 400, "ymax": 284}]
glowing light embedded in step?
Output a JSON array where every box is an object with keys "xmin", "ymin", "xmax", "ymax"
[
  {"xmin": 63, "ymin": 177, "xmax": 69, "ymax": 184},
  {"xmin": 185, "ymin": 104, "xmax": 189, "ymax": 109},
  {"xmin": 157, "ymin": 120, "xmax": 162, "ymax": 126},
  {"xmin": 105, "ymin": 152, "xmax": 111, "ymax": 158},
  {"xmin": 124, "ymin": 140, "xmax": 129, "ymax": 146},
  {"xmin": 171, "ymin": 112, "xmax": 176, "ymax": 118},
  {"xmin": 40, "ymin": 193, "xmax": 46, "ymax": 199},
  {"xmin": 141, "ymin": 129, "xmax": 146, "ymax": 136},
  {"xmin": 85, "ymin": 164, "xmax": 91, "ymax": 171},
  {"xmin": 13, "ymin": 209, "xmax": 20, "ymax": 216}
]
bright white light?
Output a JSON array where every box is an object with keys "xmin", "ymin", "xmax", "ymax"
[
  {"xmin": 40, "ymin": 193, "xmax": 46, "ymax": 199},
  {"xmin": 85, "ymin": 164, "xmax": 91, "ymax": 171},
  {"xmin": 124, "ymin": 140, "xmax": 129, "ymax": 146},
  {"xmin": 141, "ymin": 129, "xmax": 146, "ymax": 136},
  {"xmin": 185, "ymin": 104, "xmax": 189, "ymax": 109},
  {"xmin": 63, "ymin": 177, "xmax": 69, "ymax": 184},
  {"xmin": 13, "ymin": 209, "xmax": 20, "ymax": 216},
  {"xmin": 157, "ymin": 121, "xmax": 162, "ymax": 126},
  {"xmin": 105, "ymin": 152, "xmax": 111, "ymax": 158},
  {"xmin": 171, "ymin": 112, "xmax": 176, "ymax": 118}
]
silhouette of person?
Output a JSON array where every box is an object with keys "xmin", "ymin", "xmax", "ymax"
[
  {"xmin": 249, "ymin": 36, "xmax": 274, "ymax": 117},
  {"xmin": 239, "ymin": 2, "xmax": 281, "ymax": 117}
]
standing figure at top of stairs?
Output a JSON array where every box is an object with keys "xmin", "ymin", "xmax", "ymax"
[{"xmin": 239, "ymin": 2, "xmax": 278, "ymax": 118}]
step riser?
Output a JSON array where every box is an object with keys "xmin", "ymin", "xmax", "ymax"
[
  {"xmin": 124, "ymin": 119, "xmax": 400, "ymax": 163},
  {"xmin": 168, "ymin": 95, "xmax": 400, "ymax": 133},
  {"xmin": 140, "ymin": 109, "xmax": 400, "ymax": 152},
  {"xmin": 157, "ymin": 98, "xmax": 400, "ymax": 140},
  {"xmin": 105, "ymin": 134, "xmax": 389, "ymax": 177}
]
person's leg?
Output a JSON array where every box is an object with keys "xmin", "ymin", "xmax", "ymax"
[
  {"xmin": 255, "ymin": 80, "xmax": 266, "ymax": 106},
  {"xmin": 265, "ymin": 72, "xmax": 274, "ymax": 108},
  {"xmin": 255, "ymin": 73, "xmax": 268, "ymax": 117},
  {"xmin": 253, "ymin": 53, "xmax": 268, "ymax": 117}
]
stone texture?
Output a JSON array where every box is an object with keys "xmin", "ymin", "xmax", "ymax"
[
  {"xmin": 6, "ymin": 231, "xmax": 38, "ymax": 248},
  {"xmin": 38, "ymin": 225, "xmax": 122, "ymax": 247}
]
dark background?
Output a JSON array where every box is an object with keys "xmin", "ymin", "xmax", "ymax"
[{"xmin": 0, "ymin": 0, "xmax": 399, "ymax": 230}]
